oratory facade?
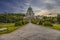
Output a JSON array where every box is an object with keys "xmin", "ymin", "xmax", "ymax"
[{"xmin": 26, "ymin": 7, "xmax": 34, "ymax": 19}]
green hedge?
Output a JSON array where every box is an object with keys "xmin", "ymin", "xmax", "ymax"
[
  {"xmin": 39, "ymin": 20, "xmax": 43, "ymax": 25},
  {"xmin": 15, "ymin": 21, "xmax": 23, "ymax": 26},
  {"xmin": 42, "ymin": 21, "xmax": 53, "ymax": 26},
  {"xmin": 15, "ymin": 19, "xmax": 29, "ymax": 26}
]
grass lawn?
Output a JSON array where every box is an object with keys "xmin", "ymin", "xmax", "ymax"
[
  {"xmin": 52, "ymin": 24, "xmax": 60, "ymax": 30},
  {"xmin": 0, "ymin": 23, "xmax": 23, "ymax": 34}
]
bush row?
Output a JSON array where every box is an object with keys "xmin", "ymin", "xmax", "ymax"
[
  {"xmin": 31, "ymin": 19, "xmax": 53, "ymax": 27},
  {"xmin": 15, "ymin": 18, "xmax": 29, "ymax": 26}
]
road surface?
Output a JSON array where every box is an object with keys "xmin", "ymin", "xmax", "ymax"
[{"xmin": 0, "ymin": 23, "xmax": 60, "ymax": 40}]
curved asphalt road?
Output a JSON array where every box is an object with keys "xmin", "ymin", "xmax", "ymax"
[{"xmin": 0, "ymin": 23, "xmax": 60, "ymax": 40}]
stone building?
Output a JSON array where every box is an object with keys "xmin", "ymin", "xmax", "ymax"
[{"xmin": 26, "ymin": 7, "xmax": 34, "ymax": 19}]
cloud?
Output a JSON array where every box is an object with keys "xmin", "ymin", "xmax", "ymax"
[
  {"xmin": 43, "ymin": 0, "xmax": 56, "ymax": 4},
  {"xmin": 0, "ymin": 0, "xmax": 60, "ymax": 14}
]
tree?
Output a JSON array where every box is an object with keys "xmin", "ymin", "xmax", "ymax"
[
  {"xmin": 0, "ymin": 13, "xmax": 25, "ymax": 23},
  {"xmin": 57, "ymin": 14, "xmax": 60, "ymax": 23}
]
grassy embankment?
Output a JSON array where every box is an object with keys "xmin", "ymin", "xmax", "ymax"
[
  {"xmin": 52, "ymin": 24, "xmax": 60, "ymax": 30},
  {"xmin": 0, "ymin": 23, "xmax": 26, "ymax": 34}
]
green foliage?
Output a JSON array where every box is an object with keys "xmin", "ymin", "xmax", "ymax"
[
  {"xmin": 57, "ymin": 14, "xmax": 60, "ymax": 23},
  {"xmin": 0, "ymin": 21, "xmax": 28, "ymax": 34},
  {"xmin": 39, "ymin": 20, "xmax": 43, "ymax": 25},
  {"xmin": 52, "ymin": 24, "xmax": 60, "ymax": 30},
  {"xmin": 0, "ymin": 13, "xmax": 29, "ymax": 34},
  {"xmin": 31, "ymin": 19, "xmax": 38, "ymax": 24},
  {"xmin": 43, "ymin": 21, "xmax": 53, "ymax": 26},
  {"xmin": 0, "ymin": 23, "xmax": 16, "ymax": 34},
  {"xmin": 31, "ymin": 15, "xmax": 60, "ymax": 30},
  {"xmin": 22, "ymin": 18, "xmax": 29, "ymax": 24},
  {"xmin": 31, "ymin": 18, "xmax": 43, "ymax": 25},
  {"xmin": 43, "ymin": 17, "xmax": 56, "ymax": 24},
  {"xmin": 15, "ymin": 21, "xmax": 23, "ymax": 26},
  {"xmin": 0, "ymin": 13, "xmax": 25, "ymax": 23},
  {"xmin": 15, "ymin": 18, "xmax": 29, "ymax": 26}
]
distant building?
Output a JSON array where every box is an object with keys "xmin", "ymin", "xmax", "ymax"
[
  {"xmin": 26, "ymin": 7, "xmax": 34, "ymax": 19},
  {"xmin": 36, "ymin": 15, "xmax": 44, "ymax": 19}
]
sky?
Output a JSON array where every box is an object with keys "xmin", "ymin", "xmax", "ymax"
[{"xmin": 0, "ymin": 0, "xmax": 60, "ymax": 14}]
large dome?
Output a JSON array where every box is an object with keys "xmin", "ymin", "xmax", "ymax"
[
  {"xmin": 26, "ymin": 7, "xmax": 34, "ymax": 19},
  {"xmin": 28, "ymin": 7, "xmax": 32, "ymax": 11}
]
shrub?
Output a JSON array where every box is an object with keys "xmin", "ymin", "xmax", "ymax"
[
  {"xmin": 31, "ymin": 20, "xmax": 37, "ymax": 24},
  {"xmin": 43, "ymin": 21, "xmax": 53, "ymax": 26},
  {"xmin": 15, "ymin": 21, "xmax": 23, "ymax": 26},
  {"xmin": 22, "ymin": 20, "xmax": 29, "ymax": 25},
  {"xmin": 39, "ymin": 20, "xmax": 43, "ymax": 25},
  {"xmin": 15, "ymin": 19, "xmax": 29, "ymax": 26},
  {"xmin": 25, "ymin": 21, "xmax": 29, "ymax": 24},
  {"xmin": 57, "ymin": 14, "xmax": 60, "ymax": 24}
]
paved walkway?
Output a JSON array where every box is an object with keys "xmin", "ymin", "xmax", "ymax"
[{"xmin": 0, "ymin": 23, "xmax": 60, "ymax": 40}]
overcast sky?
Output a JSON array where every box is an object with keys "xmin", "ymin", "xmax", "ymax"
[{"xmin": 0, "ymin": 0, "xmax": 60, "ymax": 14}]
